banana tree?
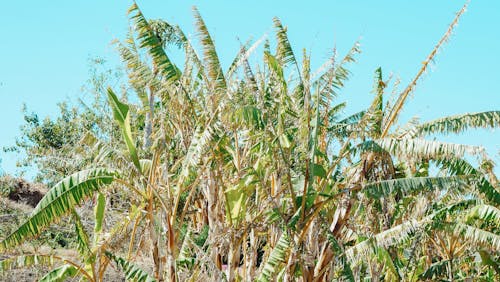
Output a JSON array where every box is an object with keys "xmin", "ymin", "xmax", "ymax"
[{"xmin": 2, "ymin": 1, "xmax": 499, "ymax": 281}]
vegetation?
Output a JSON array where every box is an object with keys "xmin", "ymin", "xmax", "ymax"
[
  {"xmin": 3, "ymin": 59, "xmax": 121, "ymax": 186},
  {"xmin": 1, "ymin": 1, "xmax": 499, "ymax": 281}
]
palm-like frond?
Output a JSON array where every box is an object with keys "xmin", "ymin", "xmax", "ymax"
[
  {"xmin": 105, "ymin": 251, "xmax": 157, "ymax": 282},
  {"xmin": 412, "ymin": 111, "xmax": 500, "ymax": 137},
  {"xmin": 363, "ymin": 175, "xmax": 473, "ymax": 198},
  {"xmin": 329, "ymin": 110, "xmax": 365, "ymax": 138},
  {"xmin": 438, "ymin": 158, "xmax": 500, "ymax": 205},
  {"xmin": 454, "ymin": 223, "xmax": 500, "ymax": 251},
  {"xmin": 171, "ymin": 24, "xmax": 205, "ymax": 79},
  {"xmin": 0, "ymin": 168, "xmax": 114, "ymax": 251},
  {"xmin": 148, "ymin": 19, "xmax": 184, "ymax": 49},
  {"xmin": 465, "ymin": 204, "xmax": 500, "ymax": 226},
  {"xmin": 0, "ymin": 254, "xmax": 58, "ymax": 273},
  {"xmin": 273, "ymin": 18, "xmax": 297, "ymax": 68},
  {"xmin": 72, "ymin": 210, "xmax": 91, "ymax": 259},
  {"xmin": 179, "ymin": 120, "xmax": 221, "ymax": 182},
  {"xmin": 257, "ymin": 231, "xmax": 291, "ymax": 282},
  {"xmin": 114, "ymin": 37, "xmax": 154, "ymax": 107},
  {"xmin": 366, "ymin": 67, "xmax": 385, "ymax": 136},
  {"xmin": 193, "ymin": 7, "xmax": 226, "ymax": 91},
  {"xmin": 375, "ymin": 137, "xmax": 485, "ymax": 160},
  {"xmin": 127, "ymin": 3, "xmax": 180, "ymax": 83},
  {"xmin": 39, "ymin": 264, "xmax": 78, "ymax": 282},
  {"xmin": 346, "ymin": 218, "xmax": 428, "ymax": 262}
]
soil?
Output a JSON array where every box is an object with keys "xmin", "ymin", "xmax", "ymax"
[{"xmin": 7, "ymin": 179, "xmax": 45, "ymax": 208}]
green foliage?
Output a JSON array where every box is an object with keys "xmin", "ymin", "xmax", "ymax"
[
  {"xmin": 257, "ymin": 231, "xmax": 291, "ymax": 281},
  {"xmin": 72, "ymin": 210, "xmax": 91, "ymax": 259},
  {"xmin": 413, "ymin": 110, "xmax": 500, "ymax": 136},
  {"xmin": 0, "ymin": 168, "xmax": 114, "ymax": 251},
  {"xmin": 3, "ymin": 59, "xmax": 120, "ymax": 185},
  {"xmin": 2, "ymin": 1, "xmax": 498, "ymax": 281},
  {"xmin": 38, "ymin": 264, "xmax": 78, "ymax": 282},
  {"xmin": 0, "ymin": 254, "xmax": 57, "ymax": 274},
  {"xmin": 107, "ymin": 88, "xmax": 141, "ymax": 171},
  {"xmin": 363, "ymin": 175, "xmax": 473, "ymax": 198},
  {"xmin": 127, "ymin": 3, "xmax": 180, "ymax": 83},
  {"xmin": 0, "ymin": 175, "xmax": 17, "ymax": 196}
]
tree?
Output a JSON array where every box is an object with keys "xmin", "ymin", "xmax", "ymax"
[{"xmin": 3, "ymin": 58, "xmax": 122, "ymax": 186}]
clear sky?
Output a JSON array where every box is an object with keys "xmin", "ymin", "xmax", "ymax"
[{"xmin": 0, "ymin": 1, "xmax": 499, "ymax": 177}]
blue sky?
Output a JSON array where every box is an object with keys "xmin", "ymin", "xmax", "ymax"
[{"xmin": 1, "ymin": 1, "xmax": 499, "ymax": 177}]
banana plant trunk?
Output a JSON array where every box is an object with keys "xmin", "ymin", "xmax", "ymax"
[{"xmin": 206, "ymin": 169, "xmax": 223, "ymax": 278}]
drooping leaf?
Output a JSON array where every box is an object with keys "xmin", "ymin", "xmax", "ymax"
[
  {"xmin": 39, "ymin": 264, "xmax": 78, "ymax": 282},
  {"xmin": 113, "ymin": 37, "xmax": 154, "ymax": 108},
  {"xmin": 257, "ymin": 231, "xmax": 291, "ymax": 282},
  {"xmin": 226, "ymin": 34, "xmax": 267, "ymax": 79},
  {"xmin": 413, "ymin": 110, "xmax": 500, "ymax": 137},
  {"xmin": 454, "ymin": 223, "xmax": 500, "ymax": 251},
  {"xmin": 375, "ymin": 137, "xmax": 485, "ymax": 160},
  {"xmin": 0, "ymin": 168, "xmax": 114, "ymax": 251},
  {"xmin": 363, "ymin": 175, "xmax": 474, "ymax": 198},
  {"xmin": 0, "ymin": 254, "xmax": 58, "ymax": 274},
  {"xmin": 438, "ymin": 158, "xmax": 500, "ymax": 205}
]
